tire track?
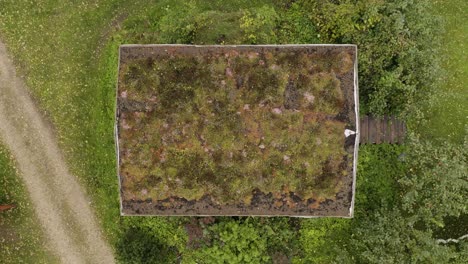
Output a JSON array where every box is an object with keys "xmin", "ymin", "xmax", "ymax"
[{"xmin": 0, "ymin": 40, "xmax": 115, "ymax": 263}]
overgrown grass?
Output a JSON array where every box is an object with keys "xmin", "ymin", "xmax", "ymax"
[
  {"xmin": 0, "ymin": 144, "xmax": 57, "ymax": 263},
  {"xmin": 118, "ymin": 48, "xmax": 353, "ymax": 205}
]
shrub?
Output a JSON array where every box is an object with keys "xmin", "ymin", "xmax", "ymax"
[
  {"xmin": 185, "ymin": 219, "xmax": 270, "ymax": 263},
  {"xmin": 355, "ymin": 144, "xmax": 406, "ymax": 214},
  {"xmin": 117, "ymin": 227, "xmax": 179, "ymax": 263},
  {"xmin": 276, "ymin": 2, "xmax": 320, "ymax": 44},
  {"xmin": 158, "ymin": 2, "xmax": 201, "ymax": 44},
  {"xmin": 295, "ymin": 218, "xmax": 349, "ymax": 263},
  {"xmin": 116, "ymin": 217, "xmax": 188, "ymax": 263},
  {"xmin": 329, "ymin": 137, "xmax": 467, "ymax": 263},
  {"xmin": 240, "ymin": 5, "xmax": 278, "ymax": 44},
  {"xmin": 342, "ymin": 209, "xmax": 458, "ymax": 264},
  {"xmin": 399, "ymin": 134, "xmax": 468, "ymax": 226},
  {"xmin": 182, "ymin": 217, "xmax": 300, "ymax": 263},
  {"xmin": 157, "ymin": 2, "xmax": 279, "ymax": 45}
]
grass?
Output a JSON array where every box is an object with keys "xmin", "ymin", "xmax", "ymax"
[
  {"xmin": 420, "ymin": 0, "xmax": 468, "ymax": 143},
  {"xmin": 118, "ymin": 46, "xmax": 355, "ymax": 206},
  {"xmin": 0, "ymin": 144, "xmax": 57, "ymax": 263}
]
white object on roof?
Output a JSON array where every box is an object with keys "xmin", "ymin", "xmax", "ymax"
[{"xmin": 344, "ymin": 129, "xmax": 356, "ymax": 137}]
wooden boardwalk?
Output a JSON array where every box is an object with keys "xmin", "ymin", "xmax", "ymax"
[{"xmin": 360, "ymin": 115, "xmax": 406, "ymax": 144}]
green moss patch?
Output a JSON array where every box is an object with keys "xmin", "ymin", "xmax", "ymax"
[{"xmin": 117, "ymin": 45, "xmax": 358, "ymax": 216}]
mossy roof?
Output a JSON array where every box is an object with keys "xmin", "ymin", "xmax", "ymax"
[{"xmin": 116, "ymin": 45, "xmax": 359, "ymax": 217}]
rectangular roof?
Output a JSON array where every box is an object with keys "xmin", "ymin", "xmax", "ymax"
[{"xmin": 115, "ymin": 44, "xmax": 359, "ymax": 217}]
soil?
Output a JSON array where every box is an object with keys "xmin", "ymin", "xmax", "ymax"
[
  {"xmin": 0, "ymin": 40, "xmax": 115, "ymax": 263},
  {"xmin": 184, "ymin": 218, "xmax": 205, "ymax": 249},
  {"xmin": 117, "ymin": 45, "xmax": 358, "ymax": 217}
]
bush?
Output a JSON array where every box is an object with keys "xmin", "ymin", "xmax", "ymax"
[
  {"xmin": 116, "ymin": 217, "xmax": 188, "ymax": 263},
  {"xmin": 355, "ymin": 144, "xmax": 406, "ymax": 214},
  {"xmin": 276, "ymin": 2, "xmax": 320, "ymax": 44},
  {"xmin": 185, "ymin": 219, "xmax": 270, "ymax": 263},
  {"xmin": 118, "ymin": 226, "xmax": 179, "ymax": 263},
  {"xmin": 328, "ymin": 137, "xmax": 467, "ymax": 263},
  {"xmin": 342, "ymin": 209, "xmax": 458, "ymax": 264},
  {"xmin": 182, "ymin": 217, "xmax": 300, "ymax": 263},
  {"xmin": 158, "ymin": 2, "xmax": 201, "ymax": 44},
  {"xmin": 124, "ymin": 1, "xmax": 282, "ymax": 45},
  {"xmin": 239, "ymin": 5, "xmax": 278, "ymax": 44},
  {"xmin": 295, "ymin": 218, "xmax": 349, "ymax": 263},
  {"xmin": 399, "ymin": 134, "xmax": 468, "ymax": 226}
]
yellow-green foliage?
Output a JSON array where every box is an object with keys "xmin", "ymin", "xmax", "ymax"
[{"xmin": 118, "ymin": 48, "xmax": 352, "ymax": 204}]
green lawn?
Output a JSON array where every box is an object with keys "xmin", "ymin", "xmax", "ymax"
[
  {"xmin": 421, "ymin": 0, "xmax": 468, "ymax": 143},
  {"xmin": 0, "ymin": 144, "xmax": 57, "ymax": 263}
]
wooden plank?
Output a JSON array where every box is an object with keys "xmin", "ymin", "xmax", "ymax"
[
  {"xmin": 395, "ymin": 120, "xmax": 401, "ymax": 144},
  {"xmin": 401, "ymin": 122, "xmax": 407, "ymax": 143},
  {"xmin": 397, "ymin": 120, "xmax": 405, "ymax": 144},
  {"xmin": 385, "ymin": 116, "xmax": 392, "ymax": 143},
  {"xmin": 380, "ymin": 117, "xmax": 386, "ymax": 143},
  {"xmin": 388, "ymin": 117, "xmax": 393, "ymax": 143},
  {"xmin": 390, "ymin": 117, "xmax": 397, "ymax": 144},
  {"xmin": 367, "ymin": 116, "xmax": 373, "ymax": 143},
  {"xmin": 381, "ymin": 116, "xmax": 387, "ymax": 143},
  {"xmin": 359, "ymin": 115, "xmax": 406, "ymax": 145},
  {"xmin": 361, "ymin": 115, "xmax": 368, "ymax": 144},
  {"xmin": 359, "ymin": 116, "xmax": 363, "ymax": 144},
  {"xmin": 393, "ymin": 120, "xmax": 398, "ymax": 144},
  {"xmin": 375, "ymin": 117, "xmax": 381, "ymax": 144},
  {"xmin": 365, "ymin": 115, "xmax": 370, "ymax": 144},
  {"xmin": 369, "ymin": 117, "xmax": 379, "ymax": 144}
]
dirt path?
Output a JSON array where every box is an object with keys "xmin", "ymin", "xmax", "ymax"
[{"xmin": 0, "ymin": 41, "xmax": 115, "ymax": 263}]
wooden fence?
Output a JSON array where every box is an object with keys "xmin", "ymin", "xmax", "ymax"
[{"xmin": 360, "ymin": 115, "xmax": 406, "ymax": 144}]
